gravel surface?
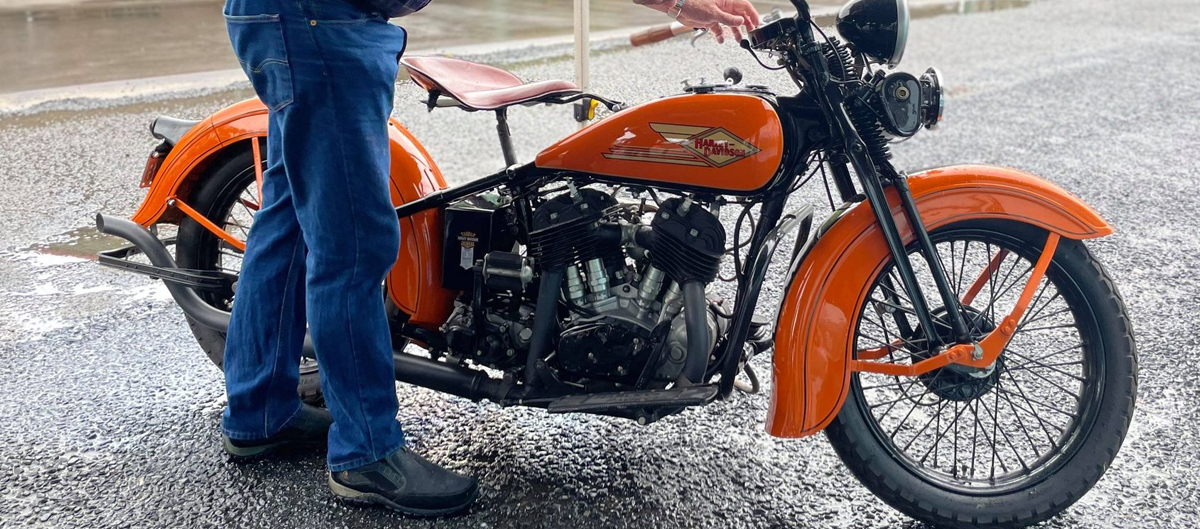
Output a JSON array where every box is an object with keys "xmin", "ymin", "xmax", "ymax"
[{"xmin": 1, "ymin": 0, "xmax": 1198, "ymax": 527}]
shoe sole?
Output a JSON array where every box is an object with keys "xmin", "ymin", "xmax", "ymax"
[
  {"xmin": 222, "ymin": 437, "xmax": 286, "ymax": 463},
  {"xmin": 222, "ymin": 435, "xmax": 329, "ymax": 463},
  {"xmin": 327, "ymin": 474, "xmax": 478, "ymax": 517}
]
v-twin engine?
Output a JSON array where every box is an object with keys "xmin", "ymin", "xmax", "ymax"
[
  {"xmin": 534, "ymin": 188, "xmax": 729, "ymax": 385},
  {"xmin": 444, "ymin": 186, "xmax": 729, "ymax": 388}
]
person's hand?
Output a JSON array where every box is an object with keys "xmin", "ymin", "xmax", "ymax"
[{"xmin": 638, "ymin": 0, "xmax": 762, "ymax": 44}]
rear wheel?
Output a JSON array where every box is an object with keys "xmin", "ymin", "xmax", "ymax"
[
  {"xmin": 825, "ymin": 219, "xmax": 1137, "ymax": 528},
  {"xmin": 175, "ymin": 148, "xmax": 324, "ymax": 405}
]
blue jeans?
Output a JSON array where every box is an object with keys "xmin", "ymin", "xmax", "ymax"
[{"xmin": 220, "ymin": 0, "xmax": 408, "ymax": 472}]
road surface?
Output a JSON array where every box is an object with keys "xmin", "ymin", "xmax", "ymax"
[{"xmin": 0, "ymin": 0, "xmax": 1197, "ymax": 527}]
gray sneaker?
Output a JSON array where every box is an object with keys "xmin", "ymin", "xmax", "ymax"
[{"xmin": 222, "ymin": 404, "xmax": 332, "ymax": 462}]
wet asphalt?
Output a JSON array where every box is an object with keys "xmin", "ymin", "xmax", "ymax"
[
  {"xmin": 1, "ymin": 0, "xmax": 1199, "ymax": 527},
  {"xmin": 0, "ymin": 0, "xmax": 826, "ymax": 93}
]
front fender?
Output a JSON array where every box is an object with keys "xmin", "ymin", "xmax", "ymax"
[{"xmin": 766, "ymin": 164, "xmax": 1112, "ymax": 438}]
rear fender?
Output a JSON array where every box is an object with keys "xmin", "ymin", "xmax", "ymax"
[
  {"xmin": 382, "ymin": 119, "xmax": 455, "ymax": 328},
  {"xmin": 129, "ymin": 97, "xmax": 454, "ymax": 329},
  {"xmin": 767, "ymin": 164, "xmax": 1113, "ymax": 438},
  {"xmin": 130, "ymin": 98, "xmax": 268, "ymax": 226}
]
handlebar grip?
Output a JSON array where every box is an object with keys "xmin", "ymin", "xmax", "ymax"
[{"xmin": 630, "ymin": 22, "xmax": 690, "ymax": 47}]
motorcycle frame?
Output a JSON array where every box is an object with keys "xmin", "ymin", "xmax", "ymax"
[
  {"xmin": 389, "ymin": 88, "xmax": 822, "ymax": 393},
  {"xmin": 96, "ymin": 0, "xmax": 1116, "ymax": 437},
  {"xmin": 387, "ymin": 4, "xmax": 955, "ymax": 402}
]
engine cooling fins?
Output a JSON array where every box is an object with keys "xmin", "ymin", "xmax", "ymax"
[
  {"xmin": 649, "ymin": 198, "xmax": 726, "ymax": 284},
  {"xmin": 528, "ymin": 189, "xmax": 616, "ymax": 270}
]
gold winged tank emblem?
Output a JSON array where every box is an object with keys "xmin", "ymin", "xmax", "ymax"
[{"xmin": 603, "ymin": 123, "xmax": 761, "ymax": 168}]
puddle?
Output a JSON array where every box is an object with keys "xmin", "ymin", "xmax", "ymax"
[
  {"xmin": 23, "ymin": 225, "xmax": 128, "ymax": 261},
  {"xmin": 22, "ymin": 218, "xmax": 179, "ymax": 262},
  {"xmin": 8, "ymin": 250, "xmax": 87, "ymax": 267}
]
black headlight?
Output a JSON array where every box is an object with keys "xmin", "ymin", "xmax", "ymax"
[
  {"xmin": 870, "ymin": 67, "xmax": 944, "ymax": 137},
  {"xmin": 835, "ymin": 0, "xmax": 910, "ymax": 67}
]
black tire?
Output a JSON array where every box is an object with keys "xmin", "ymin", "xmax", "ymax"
[
  {"xmin": 175, "ymin": 147, "xmax": 324, "ymax": 405},
  {"xmin": 825, "ymin": 219, "xmax": 1137, "ymax": 529}
]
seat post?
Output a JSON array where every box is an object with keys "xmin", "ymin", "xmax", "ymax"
[{"xmin": 495, "ymin": 109, "xmax": 518, "ymax": 167}]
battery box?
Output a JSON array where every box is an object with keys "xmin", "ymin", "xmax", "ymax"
[{"xmin": 441, "ymin": 194, "xmax": 515, "ymax": 291}]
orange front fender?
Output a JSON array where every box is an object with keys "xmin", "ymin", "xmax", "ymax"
[
  {"xmin": 766, "ymin": 164, "xmax": 1112, "ymax": 438},
  {"xmin": 129, "ymin": 97, "xmax": 454, "ymax": 329}
]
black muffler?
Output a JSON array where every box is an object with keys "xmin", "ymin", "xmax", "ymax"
[
  {"xmin": 96, "ymin": 214, "xmax": 231, "ymax": 331},
  {"xmin": 392, "ymin": 352, "xmax": 509, "ymax": 402},
  {"xmin": 95, "ymin": 214, "xmax": 512, "ymax": 403}
]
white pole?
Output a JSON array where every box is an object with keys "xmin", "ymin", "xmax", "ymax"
[{"xmin": 574, "ymin": 0, "xmax": 590, "ymax": 129}]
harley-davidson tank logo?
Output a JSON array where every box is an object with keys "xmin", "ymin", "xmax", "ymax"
[{"xmin": 602, "ymin": 123, "xmax": 761, "ymax": 168}]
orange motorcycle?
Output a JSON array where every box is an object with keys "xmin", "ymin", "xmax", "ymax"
[{"xmin": 95, "ymin": 0, "xmax": 1136, "ymax": 526}]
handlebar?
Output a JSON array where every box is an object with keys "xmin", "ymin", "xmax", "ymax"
[
  {"xmin": 630, "ymin": 21, "xmax": 691, "ymax": 47},
  {"xmin": 790, "ymin": 0, "xmax": 811, "ymax": 16}
]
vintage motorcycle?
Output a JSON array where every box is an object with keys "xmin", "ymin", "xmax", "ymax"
[{"xmin": 95, "ymin": 0, "xmax": 1136, "ymax": 526}]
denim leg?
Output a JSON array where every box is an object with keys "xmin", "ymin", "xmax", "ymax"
[
  {"xmin": 277, "ymin": 0, "xmax": 409, "ymax": 472},
  {"xmin": 220, "ymin": 0, "xmax": 408, "ymax": 469},
  {"xmin": 220, "ymin": 1, "xmax": 310, "ymax": 441}
]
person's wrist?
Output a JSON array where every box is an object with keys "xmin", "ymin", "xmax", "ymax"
[
  {"xmin": 633, "ymin": 0, "xmax": 673, "ymax": 13},
  {"xmin": 665, "ymin": 0, "xmax": 686, "ymax": 18}
]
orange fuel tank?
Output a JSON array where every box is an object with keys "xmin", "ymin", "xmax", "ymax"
[{"xmin": 535, "ymin": 93, "xmax": 786, "ymax": 193}]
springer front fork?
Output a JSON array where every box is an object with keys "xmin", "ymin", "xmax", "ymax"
[
  {"xmin": 831, "ymin": 158, "xmax": 972, "ymax": 350},
  {"xmin": 790, "ymin": 12, "xmax": 972, "ymax": 351}
]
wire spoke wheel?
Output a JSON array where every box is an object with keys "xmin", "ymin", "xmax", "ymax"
[
  {"xmin": 855, "ymin": 230, "xmax": 1089, "ymax": 491},
  {"xmin": 824, "ymin": 219, "xmax": 1136, "ymax": 529},
  {"xmin": 211, "ymin": 179, "xmax": 258, "ymax": 285}
]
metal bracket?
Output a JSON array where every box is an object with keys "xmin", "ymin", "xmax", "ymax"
[
  {"xmin": 98, "ymin": 242, "xmax": 233, "ymax": 291},
  {"xmin": 168, "ymin": 196, "xmax": 246, "ymax": 252},
  {"xmin": 852, "ymin": 233, "xmax": 1062, "ymax": 377}
]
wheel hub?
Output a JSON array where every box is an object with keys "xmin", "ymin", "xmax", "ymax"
[{"xmin": 912, "ymin": 306, "xmax": 1002, "ymax": 401}]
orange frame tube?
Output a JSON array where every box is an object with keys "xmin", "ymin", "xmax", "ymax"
[
  {"xmin": 170, "ymin": 196, "xmax": 247, "ymax": 252},
  {"xmin": 961, "ymin": 249, "xmax": 1009, "ymax": 306},
  {"xmin": 251, "ymin": 138, "xmax": 264, "ymax": 203}
]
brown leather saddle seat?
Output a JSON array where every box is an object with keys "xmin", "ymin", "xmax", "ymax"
[{"xmin": 400, "ymin": 56, "xmax": 581, "ymax": 111}]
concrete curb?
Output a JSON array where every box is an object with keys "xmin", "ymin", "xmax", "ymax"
[
  {"xmin": 0, "ymin": 0, "xmax": 974, "ymax": 115},
  {"xmin": 0, "ymin": 26, "xmax": 639, "ymax": 116}
]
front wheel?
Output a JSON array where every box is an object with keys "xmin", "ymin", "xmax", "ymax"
[{"xmin": 825, "ymin": 219, "xmax": 1137, "ymax": 528}]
